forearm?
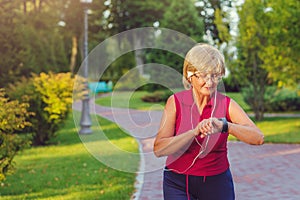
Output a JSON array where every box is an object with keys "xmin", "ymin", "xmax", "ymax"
[
  {"xmin": 154, "ymin": 130, "xmax": 196, "ymax": 157},
  {"xmin": 228, "ymin": 122, "xmax": 264, "ymax": 145}
]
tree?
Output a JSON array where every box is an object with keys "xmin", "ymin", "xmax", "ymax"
[
  {"xmin": 59, "ymin": 0, "xmax": 84, "ymax": 74},
  {"xmin": 144, "ymin": 0, "xmax": 204, "ymax": 91},
  {"xmin": 103, "ymin": 0, "xmax": 165, "ymax": 35},
  {"xmin": 161, "ymin": 0, "xmax": 204, "ymax": 43},
  {"xmin": 192, "ymin": 0, "xmax": 244, "ymax": 93},
  {"xmin": 258, "ymin": 0, "xmax": 300, "ymax": 87},
  {"xmin": 101, "ymin": 0, "xmax": 167, "ymax": 78},
  {"xmin": 235, "ymin": 0, "xmax": 269, "ymax": 120},
  {"xmin": 194, "ymin": 0, "xmax": 233, "ymax": 44},
  {"xmin": 0, "ymin": 1, "xmax": 27, "ymax": 87},
  {"xmin": 0, "ymin": 0, "xmax": 71, "ymax": 87},
  {"xmin": 233, "ymin": 0, "xmax": 299, "ymax": 120}
]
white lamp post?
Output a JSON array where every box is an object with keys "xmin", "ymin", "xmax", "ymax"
[{"xmin": 79, "ymin": 0, "xmax": 93, "ymax": 134}]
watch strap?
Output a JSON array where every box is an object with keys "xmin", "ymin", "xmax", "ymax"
[{"xmin": 218, "ymin": 118, "xmax": 228, "ymax": 133}]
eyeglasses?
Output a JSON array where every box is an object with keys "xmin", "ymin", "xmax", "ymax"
[{"xmin": 191, "ymin": 72, "xmax": 222, "ymax": 83}]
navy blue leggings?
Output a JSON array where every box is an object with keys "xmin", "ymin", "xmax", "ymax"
[{"xmin": 163, "ymin": 168, "xmax": 235, "ymax": 200}]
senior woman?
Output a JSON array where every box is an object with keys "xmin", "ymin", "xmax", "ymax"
[{"xmin": 154, "ymin": 43, "xmax": 264, "ymax": 200}]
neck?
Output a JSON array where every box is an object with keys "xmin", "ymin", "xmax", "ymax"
[{"xmin": 192, "ymin": 88, "xmax": 212, "ymax": 112}]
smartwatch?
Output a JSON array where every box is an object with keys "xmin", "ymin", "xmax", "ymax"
[{"xmin": 218, "ymin": 118, "xmax": 228, "ymax": 133}]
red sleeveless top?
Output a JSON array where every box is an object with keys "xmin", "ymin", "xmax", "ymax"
[{"xmin": 166, "ymin": 89, "xmax": 231, "ymax": 176}]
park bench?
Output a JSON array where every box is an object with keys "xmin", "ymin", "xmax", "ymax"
[{"xmin": 88, "ymin": 81, "xmax": 113, "ymax": 93}]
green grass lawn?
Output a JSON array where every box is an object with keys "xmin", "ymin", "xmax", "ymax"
[
  {"xmin": 228, "ymin": 117, "xmax": 300, "ymax": 143},
  {"xmin": 257, "ymin": 117, "xmax": 300, "ymax": 143},
  {"xmin": 0, "ymin": 114, "xmax": 139, "ymax": 200}
]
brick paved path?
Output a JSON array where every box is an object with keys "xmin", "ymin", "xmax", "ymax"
[{"xmin": 73, "ymin": 99, "xmax": 300, "ymax": 200}]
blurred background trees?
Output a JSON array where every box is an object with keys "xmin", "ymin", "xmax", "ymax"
[
  {"xmin": 0, "ymin": 0, "xmax": 70, "ymax": 87},
  {"xmin": 0, "ymin": 0, "xmax": 299, "ymax": 118},
  {"xmin": 234, "ymin": 0, "xmax": 300, "ymax": 120},
  {"xmin": 1, "ymin": 0, "xmax": 298, "ymax": 88}
]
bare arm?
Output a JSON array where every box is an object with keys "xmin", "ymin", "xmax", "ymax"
[
  {"xmin": 228, "ymin": 99, "xmax": 264, "ymax": 145},
  {"xmin": 153, "ymin": 95, "xmax": 198, "ymax": 157}
]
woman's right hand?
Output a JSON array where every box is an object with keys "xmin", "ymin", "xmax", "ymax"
[{"xmin": 195, "ymin": 118, "xmax": 222, "ymax": 138}]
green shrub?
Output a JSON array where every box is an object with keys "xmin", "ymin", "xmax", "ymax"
[
  {"xmin": 242, "ymin": 85, "xmax": 300, "ymax": 113},
  {"xmin": 264, "ymin": 86, "xmax": 300, "ymax": 112},
  {"xmin": 0, "ymin": 89, "xmax": 32, "ymax": 181},
  {"xmin": 141, "ymin": 91, "xmax": 164, "ymax": 102},
  {"xmin": 7, "ymin": 72, "xmax": 75, "ymax": 145},
  {"xmin": 141, "ymin": 90, "xmax": 173, "ymax": 103}
]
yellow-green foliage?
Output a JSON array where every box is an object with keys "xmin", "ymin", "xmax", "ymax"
[
  {"xmin": 33, "ymin": 72, "xmax": 73, "ymax": 123},
  {"xmin": 7, "ymin": 72, "xmax": 75, "ymax": 145},
  {"xmin": 0, "ymin": 89, "xmax": 32, "ymax": 181}
]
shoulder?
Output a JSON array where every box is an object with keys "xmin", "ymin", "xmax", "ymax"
[
  {"xmin": 165, "ymin": 90, "xmax": 191, "ymax": 114},
  {"xmin": 165, "ymin": 94, "xmax": 175, "ymax": 109},
  {"xmin": 227, "ymin": 97, "xmax": 249, "ymax": 121},
  {"xmin": 163, "ymin": 95, "xmax": 177, "ymax": 118},
  {"xmin": 228, "ymin": 98, "xmax": 243, "ymax": 112},
  {"xmin": 174, "ymin": 89, "xmax": 193, "ymax": 105},
  {"xmin": 174, "ymin": 89, "xmax": 191, "ymax": 98}
]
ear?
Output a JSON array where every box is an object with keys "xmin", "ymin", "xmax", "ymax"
[
  {"xmin": 187, "ymin": 71, "xmax": 194, "ymax": 78},
  {"xmin": 187, "ymin": 71, "xmax": 194, "ymax": 83}
]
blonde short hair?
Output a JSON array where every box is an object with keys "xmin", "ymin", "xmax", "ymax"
[{"xmin": 182, "ymin": 43, "xmax": 226, "ymax": 88}]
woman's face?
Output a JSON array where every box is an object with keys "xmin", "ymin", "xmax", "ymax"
[{"xmin": 190, "ymin": 72, "xmax": 221, "ymax": 96}]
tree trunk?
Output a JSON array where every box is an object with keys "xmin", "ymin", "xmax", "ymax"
[
  {"xmin": 253, "ymin": 54, "xmax": 265, "ymax": 121},
  {"xmin": 39, "ymin": 0, "xmax": 43, "ymax": 12},
  {"xmin": 133, "ymin": 33, "xmax": 144, "ymax": 76},
  {"xmin": 70, "ymin": 36, "xmax": 78, "ymax": 75},
  {"xmin": 23, "ymin": 0, "xmax": 27, "ymax": 14},
  {"xmin": 32, "ymin": 0, "xmax": 37, "ymax": 12},
  {"xmin": 254, "ymin": 95, "xmax": 264, "ymax": 121}
]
